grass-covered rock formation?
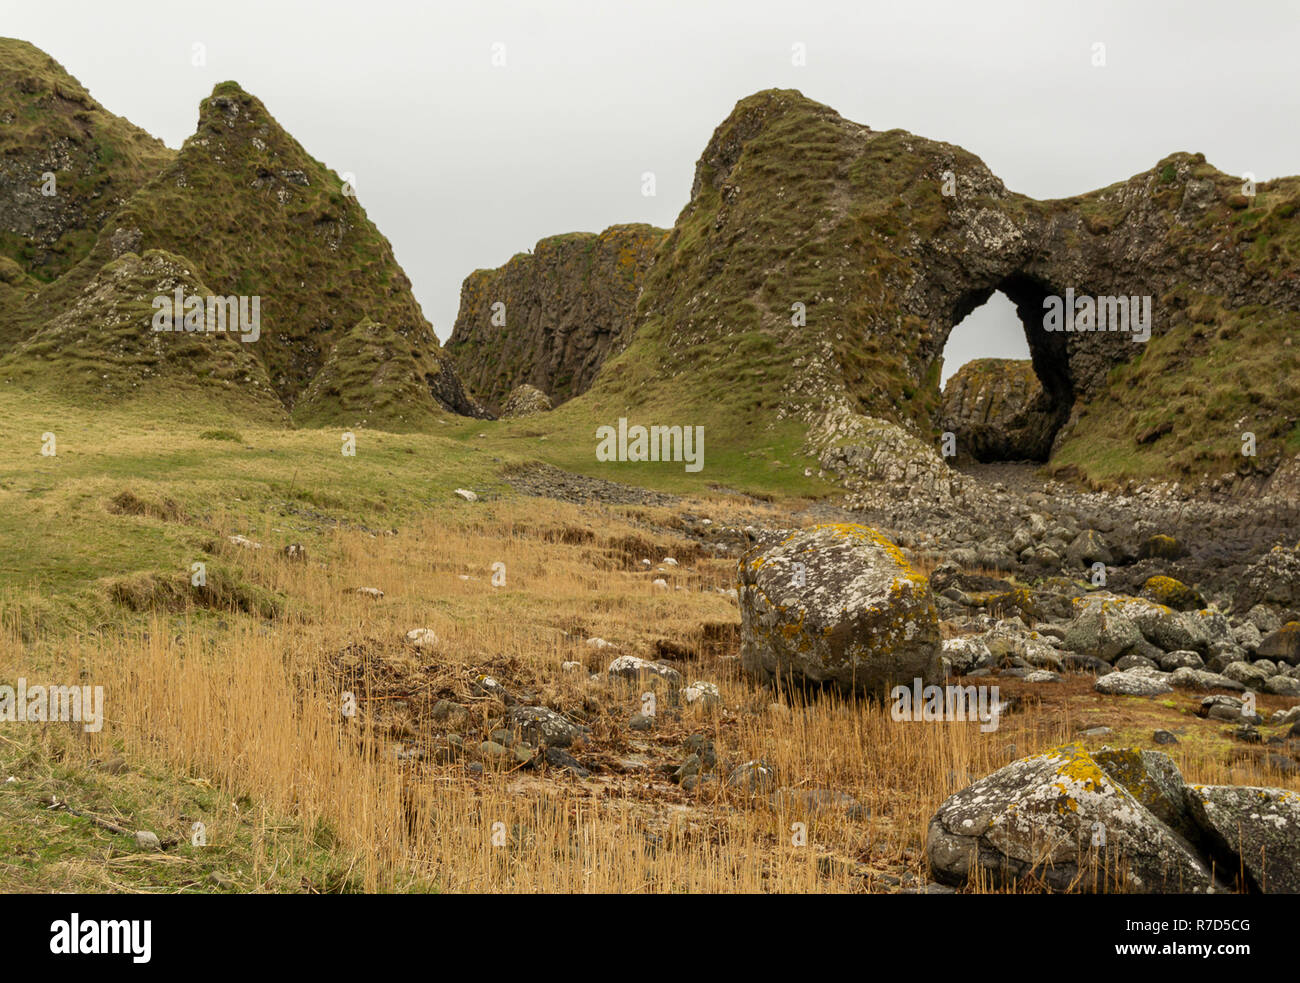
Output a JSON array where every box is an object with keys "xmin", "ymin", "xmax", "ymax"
[
  {"xmin": 0, "ymin": 248, "xmax": 283, "ymax": 415},
  {"xmin": 293, "ymin": 317, "xmax": 467, "ymax": 431},
  {"xmin": 0, "ymin": 44, "xmax": 479, "ymax": 422},
  {"xmin": 536, "ymin": 89, "xmax": 1299, "ymax": 493}
]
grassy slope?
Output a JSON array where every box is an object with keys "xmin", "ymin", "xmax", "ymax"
[
  {"xmin": 1049, "ymin": 160, "xmax": 1300, "ymax": 484},
  {"xmin": 3, "ymin": 384, "xmax": 1296, "ymax": 893}
]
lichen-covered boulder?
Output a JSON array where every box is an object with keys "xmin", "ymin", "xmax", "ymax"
[
  {"xmin": 1065, "ymin": 529, "xmax": 1114, "ymax": 568},
  {"xmin": 1234, "ymin": 546, "xmax": 1300, "ymax": 613},
  {"xmin": 1094, "ymin": 666, "xmax": 1173, "ymax": 696},
  {"xmin": 1140, "ymin": 575, "xmax": 1205, "ymax": 612},
  {"xmin": 606, "ymin": 654, "xmax": 682, "ymax": 687},
  {"xmin": 1062, "ymin": 606, "xmax": 1141, "ymax": 662},
  {"xmin": 926, "ymin": 745, "xmax": 1217, "ymax": 893},
  {"xmin": 942, "ymin": 636, "xmax": 992, "ymax": 675},
  {"xmin": 1185, "ymin": 786, "xmax": 1300, "ymax": 893},
  {"xmin": 509, "ymin": 705, "xmax": 588, "ymax": 748},
  {"xmin": 737, "ymin": 523, "xmax": 940, "ymax": 696}
]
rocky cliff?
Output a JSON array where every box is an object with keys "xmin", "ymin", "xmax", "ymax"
[{"xmin": 446, "ymin": 224, "xmax": 665, "ymax": 411}]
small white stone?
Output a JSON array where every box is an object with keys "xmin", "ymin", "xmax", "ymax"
[
  {"xmin": 454, "ymin": 488, "xmax": 478, "ymax": 502},
  {"xmin": 405, "ymin": 628, "xmax": 438, "ymax": 650}
]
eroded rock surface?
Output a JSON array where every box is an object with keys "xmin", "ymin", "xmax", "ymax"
[{"xmin": 738, "ymin": 523, "xmax": 941, "ymax": 696}]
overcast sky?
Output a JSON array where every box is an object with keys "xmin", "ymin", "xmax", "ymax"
[{"xmin": 8, "ymin": 0, "xmax": 1299, "ymax": 382}]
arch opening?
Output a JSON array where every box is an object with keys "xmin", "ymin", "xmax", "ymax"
[{"xmin": 937, "ymin": 276, "xmax": 1075, "ymax": 463}]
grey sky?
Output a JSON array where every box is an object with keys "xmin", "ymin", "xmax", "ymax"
[{"xmin": 9, "ymin": 0, "xmax": 1299, "ymax": 383}]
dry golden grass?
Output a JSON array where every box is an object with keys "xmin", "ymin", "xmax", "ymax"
[{"xmin": 2, "ymin": 495, "xmax": 1297, "ymax": 893}]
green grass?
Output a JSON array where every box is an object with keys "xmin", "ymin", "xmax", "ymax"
[{"xmin": 0, "ymin": 381, "xmax": 829, "ymax": 639}]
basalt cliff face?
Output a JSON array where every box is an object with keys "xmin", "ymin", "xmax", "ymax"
[
  {"xmin": 446, "ymin": 224, "xmax": 665, "ymax": 412},
  {"xmin": 532, "ymin": 89, "xmax": 1299, "ymax": 494}
]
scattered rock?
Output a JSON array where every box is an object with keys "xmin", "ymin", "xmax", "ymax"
[
  {"xmin": 1140, "ymin": 575, "xmax": 1205, "ymax": 612},
  {"xmin": 607, "ymin": 655, "xmax": 682, "ymax": 687},
  {"xmin": 509, "ymin": 706, "xmax": 587, "ymax": 748},
  {"xmin": 405, "ymin": 628, "xmax": 438, "ymax": 651},
  {"xmin": 1257, "ymin": 623, "xmax": 1300, "ymax": 665},
  {"xmin": 134, "ymin": 830, "xmax": 162, "ymax": 851},
  {"xmin": 1094, "ymin": 667, "xmax": 1172, "ymax": 696},
  {"xmin": 499, "ymin": 384, "xmax": 553, "ymax": 418},
  {"xmin": 727, "ymin": 760, "xmax": 777, "ymax": 794}
]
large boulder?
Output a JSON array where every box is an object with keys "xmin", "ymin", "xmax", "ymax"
[
  {"xmin": 1140, "ymin": 575, "xmax": 1205, "ymax": 612},
  {"xmin": 1234, "ymin": 546, "xmax": 1300, "ymax": 613},
  {"xmin": 1185, "ymin": 786, "xmax": 1300, "ymax": 893},
  {"xmin": 926, "ymin": 745, "xmax": 1216, "ymax": 892},
  {"xmin": 1094, "ymin": 666, "xmax": 1174, "ymax": 696},
  {"xmin": 737, "ymin": 523, "xmax": 941, "ymax": 696},
  {"xmin": 1257, "ymin": 623, "xmax": 1300, "ymax": 665},
  {"xmin": 1061, "ymin": 607, "xmax": 1141, "ymax": 662},
  {"xmin": 938, "ymin": 358, "xmax": 1056, "ymax": 462}
]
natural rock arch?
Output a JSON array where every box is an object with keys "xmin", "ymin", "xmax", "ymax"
[{"xmin": 936, "ymin": 273, "xmax": 1078, "ymax": 461}]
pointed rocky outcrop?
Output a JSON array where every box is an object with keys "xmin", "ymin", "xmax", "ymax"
[
  {"xmin": 4, "ymin": 68, "xmax": 480, "ymax": 421},
  {"xmin": 0, "ymin": 38, "xmax": 173, "ymax": 344}
]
